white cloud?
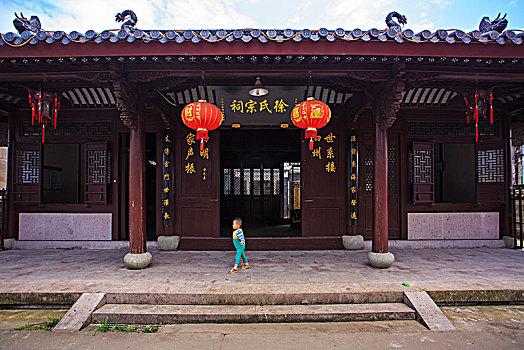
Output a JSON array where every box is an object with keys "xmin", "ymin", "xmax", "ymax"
[
  {"xmin": 156, "ymin": 0, "xmax": 257, "ymax": 29},
  {"xmin": 285, "ymin": 0, "xmax": 313, "ymax": 28},
  {"xmin": 309, "ymin": 0, "xmax": 395, "ymax": 29},
  {"xmin": 3, "ymin": 0, "xmax": 257, "ymax": 32},
  {"xmin": 428, "ymin": 0, "xmax": 454, "ymax": 7}
]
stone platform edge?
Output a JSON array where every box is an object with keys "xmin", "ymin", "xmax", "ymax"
[
  {"xmin": 9, "ymin": 239, "xmax": 505, "ymax": 250},
  {"xmin": 1, "ymin": 288, "xmax": 522, "ymax": 307}
]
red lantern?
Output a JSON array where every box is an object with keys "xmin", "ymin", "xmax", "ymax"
[
  {"xmin": 181, "ymin": 100, "xmax": 223, "ymax": 151},
  {"xmin": 290, "ymin": 97, "xmax": 331, "ymax": 150},
  {"xmin": 28, "ymin": 89, "xmax": 60, "ymax": 144}
]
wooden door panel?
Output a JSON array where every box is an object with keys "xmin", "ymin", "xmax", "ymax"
[
  {"xmin": 176, "ymin": 125, "xmax": 219, "ymax": 238},
  {"xmin": 302, "ymin": 118, "xmax": 345, "ymax": 237},
  {"xmin": 180, "ymin": 207, "xmax": 215, "ymax": 236},
  {"xmin": 303, "ymin": 207, "xmax": 341, "ymax": 235}
]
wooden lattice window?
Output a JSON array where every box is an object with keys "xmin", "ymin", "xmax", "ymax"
[
  {"xmin": 477, "ymin": 149, "xmax": 504, "ymax": 183},
  {"xmin": 273, "ymin": 169, "xmax": 280, "ymax": 195},
  {"xmin": 363, "ymin": 144, "xmax": 398, "ymax": 194},
  {"xmin": 84, "ymin": 142, "xmax": 108, "ymax": 205},
  {"xmin": 223, "ymin": 169, "xmax": 231, "ymax": 195},
  {"xmin": 412, "ymin": 142, "xmax": 434, "ymax": 204},
  {"xmin": 16, "ymin": 149, "xmax": 40, "ymax": 184},
  {"xmin": 364, "ymin": 144, "xmax": 373, "ymax": 193},
  {"xmin": 243, "ymin": 169, "xmax": 251, "ymax": 195},
  {"xmin": 476, "ymin": 143, "xmax": 505, "ymax": 203},
  {"xmin": 13, "ymin": 144, "xmax": 41, "ymax": 203},
  {"xmin": 388, "ymin": 145, "xmax": 398, "ymax": 195}
]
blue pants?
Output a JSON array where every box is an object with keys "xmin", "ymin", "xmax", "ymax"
[{"xmin": 233, "ymin": 239, "xmax": 248, "ymax": 265}]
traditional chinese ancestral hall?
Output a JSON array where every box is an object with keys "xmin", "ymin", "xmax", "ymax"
[{"xmin": 0, "ymin": 10, "xmax": 523, "ymax": 267}]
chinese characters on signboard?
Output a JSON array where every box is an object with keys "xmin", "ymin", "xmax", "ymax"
[
  {"xmin": 184, "ymin": 132, "xmax": 209, "ymax": 181},
  {"xmin": 348, "ymin": 129, "xmax": 358, "ymax": 226},
  {"xmin": 310, "ymin": 132, "xmax": 337, "ymax": 174},
  {"xmin": 229, "ymin": 98, "xmax": 290, "ymax": 115},
  {"xmin": 161, "ymin": 130, "xmax": 174, "ymax": 227},
  {"xmin": 219, "ymin": 86, "xmax": 306, "ymax": 126}
]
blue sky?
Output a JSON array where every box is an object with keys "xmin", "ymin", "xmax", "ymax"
[{"xmin": 0, "ymin": 0, "xmax": 522, "ymax": 33}]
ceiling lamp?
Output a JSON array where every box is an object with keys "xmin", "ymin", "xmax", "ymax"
[{"xmin": 248, "ymin": 77, "xmax": 269, "ymax": 97}]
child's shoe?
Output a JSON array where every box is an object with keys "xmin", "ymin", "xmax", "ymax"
[
  {"xmin": 241, "ymin": 262, "xmax": 251, "ymax": 270},
  {"xmin": 228, "ymin": 267, "xmax": 238, "ymax": 274}
]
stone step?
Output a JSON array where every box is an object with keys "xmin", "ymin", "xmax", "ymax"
[
  {"xmin": 92, "ymin": 303, "xmax": 415, "ymax": 324},
  {"xmin": 104, "ymin": 291, "xmax": 404, "ymax": 305}
]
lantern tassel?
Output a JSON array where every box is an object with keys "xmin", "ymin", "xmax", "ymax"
[
  {"xmin": 53, "ymin": 95, "xmax": 58, "ymax": 129},
  {"xmin": 489, "ymin": 90, "xmax": 494, "ymax": 125},
  {"xmin": 41, "ymin": 124, "xmax": 45, "ymax": 144},
  {"xmin": 200, "ymin": 139, "xmax": 204, "ymax": 152},
  {"xmin": 305, "ymin": 128, "xmax": 317, "ymax": 151},
  {"xmin": 38, "ymin": 92, "xmax": 42, "ymax": 123},
  {"xmin": 463, "ymin": 95, "xmax": 470, "ymax": 125},
  {"xmin": 31, "ymin": 103, "xmax": 35, "ymax": 125},
  {"xmin": 474, "ymin": 92, "xmax": 479, "ymax": 124}
]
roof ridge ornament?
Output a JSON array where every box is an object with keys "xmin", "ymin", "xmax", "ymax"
[
  {"xmin": 13, "ymin": 12, "xmax": 41, "ymax": 34},
  {"xmin": 479, "ymin": 13, "xmax": 508, "ymax": 36},
  {"xmin": 115, "ymin": 10, "xmax": 138, "ymax": 34},
  {"xmin": 385, "ymin": 11, "xmax": 407, "ymax": 30}
]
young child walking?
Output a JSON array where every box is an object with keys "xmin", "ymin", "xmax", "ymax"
[{"xmin": 228, "ymin": 218, "xmax": 250, "ymax": 274}]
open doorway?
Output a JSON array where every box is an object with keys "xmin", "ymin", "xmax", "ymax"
[{"xmin": 220, "ymin": 129, "xmax": 301, "ymax": 237}]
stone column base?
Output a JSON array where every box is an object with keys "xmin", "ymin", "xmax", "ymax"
[
  {"xmin": 3, "ymin": 239, "xmax": 15, "ymax": 250},
  {"xmin": 158, "ymin": 236, "xmax": 180, "ymax": 251},
  {"xmin": 503, "ymin": 236, "xmax": 516, "ymax": 249},
  {"xmin": 367, "ymin": 251, "xmax": 395, "ymax": 269},
  {"xmin": 342, "ymin": 235, "xmax": 364, "ymax": 250},
  {"xmin": 124, "ymin": 252, "xmax": 152, "ymax": 270}
]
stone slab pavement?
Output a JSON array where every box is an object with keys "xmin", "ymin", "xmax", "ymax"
[
  {"xmin": 1, "ymin": 306, "xmax": 523, "ymax": 350},
  {"xmin": 0, "ymin": 248, "xmax": 523, "ymax": 295}
]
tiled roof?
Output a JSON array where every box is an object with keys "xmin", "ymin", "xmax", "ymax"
[{"xmin": 1, "ymin": 27, "xmax": 523, "ymax": 47}]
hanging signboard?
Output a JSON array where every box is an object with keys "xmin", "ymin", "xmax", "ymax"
[{"xmin": 219, "ymin": 86, "xmax": 304, "ymax": 126}]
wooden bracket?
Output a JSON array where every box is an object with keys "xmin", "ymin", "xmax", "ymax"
[
  {"xmin": 373, "ymin": 65, "xmax": 406, "ymax": 129},
  {"xmin": 111, "ymin": 65, "xmax": 139, "ymax": 129}
]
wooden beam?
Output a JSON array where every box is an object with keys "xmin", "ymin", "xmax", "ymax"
[{"xmin": 1, "ymin": 40, "xmax": 523, "ymax": 59}]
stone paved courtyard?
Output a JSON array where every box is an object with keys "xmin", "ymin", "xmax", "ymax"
[{"xmin": 0, "ymin": 248, "xmax": 522, "ymax": 294}]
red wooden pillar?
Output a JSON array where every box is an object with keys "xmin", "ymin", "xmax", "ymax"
[
  {"xmin": 128, "ymin": 117, "xmax": 147, "ymax": 254},
  {"xmin": 372, "ymin": 115, "xmax": 389, "ymax": 253}
]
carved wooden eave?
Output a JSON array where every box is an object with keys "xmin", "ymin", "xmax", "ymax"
[
  {"xmin": 331, "ymin": 65, "xmax": 406, "ymax": 127},
  {"xmin": 76, "ymin": 71, "xmax": 113, "ymax": 86},
  {"xmin": 376, "ymin": 80, "xmax": 405, "ymax": 129},
  {"xmin": 111, "ymin": 65, "xmax": 138, "ymax": 128},
  {"xmin": 373, "ymin": 66, "xmax": 406, "ymax": 129},
  {"xmin": 342, "ymin": 92, "xmax": 370, "ymax": 125}
]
